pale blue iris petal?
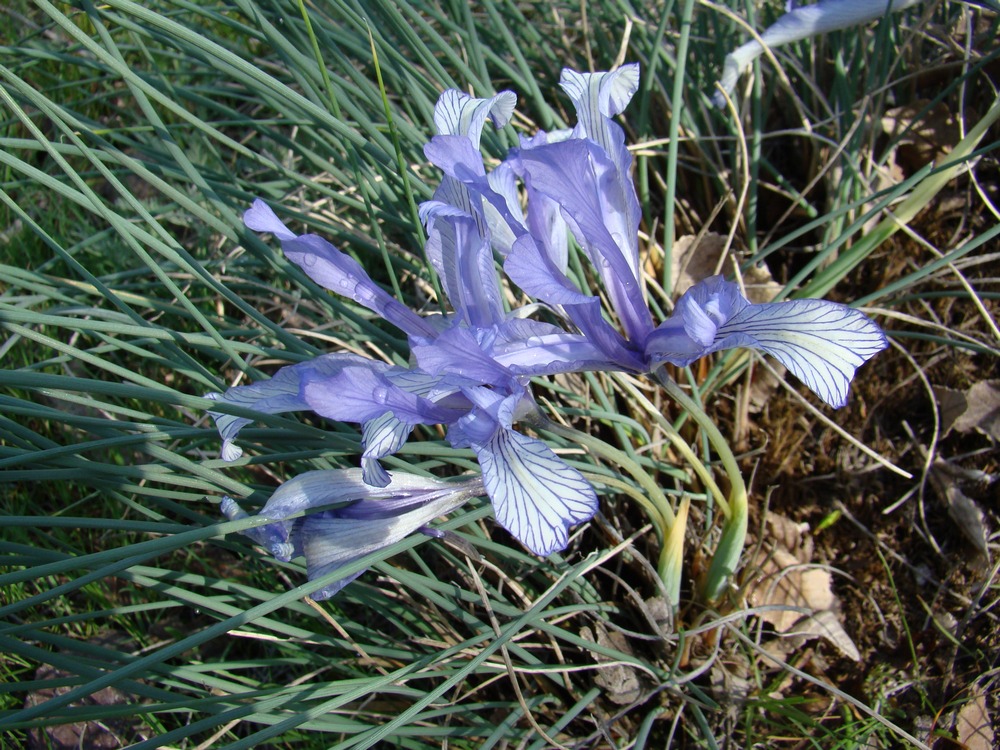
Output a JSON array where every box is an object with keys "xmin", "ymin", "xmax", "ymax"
[
  {"xmin": 559, "ymin": 65, "xmax": 640, "ymax": 156},
  {"xmin": 490, "ymin": 316, "xmax": 620, "ymax": 376},
  {"xmin": 221, "ymin": 496, "xmax": 295, "ymax": 561},
  {"xmin": 301, "ymin": 365, "xmax": 455, "ymax": 426},
  {"xmin": 522, "ymin": 180, "xmax": 569, "ymax": 273},
  {"xmin": 680, "ymin": 295, "xmax": 723, "ymax": 348},
  {"xmin": 384, "ymin": 368, "xmax": 469, "ymax": 404},
  {"xmin": 715, "ymin": 0, "xmax": 923, "ymax": 103},
  {"xmin": 642, "ymin": 317, "xmax": 708, "ymax": 366},
  {"xmin": 207, "ymin": 352, "xmax": 377, "ymax": 461},
  {"xmin": 243, "ymin": 199, "xmax": 296, "ymax": 240},
  {"xmin": 424, "ymin": 134, "xmax": 527, "ymax": 244},
  {"xmin": 485, "ymin": 162, "xmax": 524, "ymax": 256},
  {"xmin": 557, "ymin": 66, "xmax": 643, "ymax": 282},
  {"xmin": 504, "ymin": 235, "xmax": 590, "ymax": 307},
  {"xmin": 565, "ymin": 298, "xmax": 646, "ymax": 371},
  {"xmin": 299, "ymin": 483, "xmax": 471, "ymax": 599},
  {"xmin": 643, "ymin": 275, "xmax": 749, "ymax": 365},
  {"xmin": 412, "ymin": 326, "xmax": 511, "ymax": 386},
  {"xmin": 280, "ymin": 233, "xmax": 437, "ymax": 340},
  {"xmin": 433, "ymin": 89, "xmax": 516, "ymax": 146},
  {"xmin": 491, "ymin": 331, "xmax": 624, "ymax": 377},
  {"xmin": 361, "ymin": 413, "xmax": 413, "ymax": 487},
  {"xmin": 423, "ymin": 211, "xmax": 504, "ymax": 328},
  {"xmin": 254, "ymin": 471, "xmax": 478, "ymax": 599},
  {"xmin": 715, "ymin": 299, "xmax": 889, "ymax": 408},
  {"xmin": 244, "ymin": 199, "xmax": 436, "ymax": 340},
  {"xmin": 474, "ymin": 429, "xmax": 598, "ymax": 556},
  {"xmin": 513, "ymin": 140, "xmax": 653, "ymax": 341}
]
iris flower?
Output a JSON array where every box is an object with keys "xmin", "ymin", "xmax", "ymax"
[
  {"xmin": 211, "ymin": 90, "xmax": 600, "ymax": 560},
  {"xmin": 713, "ymin": 0, "xmax": 923, "ymax": 105},
  {"xmin": 210, "ymin": 63, "xmax": 887, "ymax": 593},
  {"xmin": 431, "ymin": 65, "xmax": 888, "ymax": 408},
  {"xmin": 221, "ymin": 470, "xmax": 483, "ymax": 599}
]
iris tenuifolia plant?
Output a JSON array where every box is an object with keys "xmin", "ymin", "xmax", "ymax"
[{"xmin": 209, "ymin": 64, "xmax": 887, "ymax": 607}]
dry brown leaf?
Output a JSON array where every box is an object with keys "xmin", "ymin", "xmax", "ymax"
[
  {"xmin": 881, "ymin": 100, "xmax": 962, "ymax": 173},
  {"xmin": 930, "ymin": 463, "xmax": 991, "ymax": 563},
  {"xmin": 956, "ymin": 685, "xmax": 995, "ymax": 750},
  {"xmin": 746, "ymin": 512, "xmax": 860, "ymax": 661},
  {"xmin": 670, "ymin": 233, "xmax": 781, "ymax": 304},
  {"xmin": 671, "ymin": 233, "xmax": 729, "ymax": 296},
  {"xmin": 944, "ymin": 483, "xmax": 991, "ymax": 562},
  {"xmin": 934, "ymin": 380, "xmax": 1000, "ymax": 441},
  {"xmin": 580, "ymin": 623, "xmax": 641, "ymax": 705}
]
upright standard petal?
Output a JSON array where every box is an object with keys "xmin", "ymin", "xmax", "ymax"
[
  {"xmin": 558, "ymin": 66, "xmax": 645, "ymax": 290},
  {"xmin": 512, "ymin": 139, "xmax": 653, "ymax": 341},
  {"xmin": 714, "ymin": 0, "xmax": 924, "ymax": 104},
  {"xmin": 433, "ymin": 89, "xmax": 516, "ymax": 146},
  {"xmin": 645, "ymin": 276, "xmax": 888, "ymax": 408},
  {"xmin": 422, "ymin": 209, "xmax": 504, "ymax": 329}
]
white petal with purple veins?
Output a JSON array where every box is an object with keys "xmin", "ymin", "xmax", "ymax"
[
  {"xmin": 433, "ymin": 90, "xmax": 516, "ymax": 146},
  {"xmin": 716, "ymin": 299, "xmax": 889, "ymax": 408},
  {"xmin": 361, "ymin": 413, "xmax": 413, "ymax": 487},
  {"xmin": 474, "ymin": 429, "xmax": 598, "ymax": 556},
  {"xmin": 298, "ymin": 480, "xmax": 474, "ymax": 600}
]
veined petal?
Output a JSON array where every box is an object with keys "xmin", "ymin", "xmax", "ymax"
[
  {"xmin": 513, "ymin": 139, "xmax": 653, "ymax": 341},
  {"xmin": 474, "ymin": 428, "xmax": 598, "ymax": 556},
  {"xmin": 361, "ymin": 413, "xmax": 413, "ymax": 487},
  {"xmin": 714, "ymin": 298, "xmax": 889, "ymax": 408},
  {"xmin": 490, "ymin": 329, "xmax": 622, "ymax": 377},
  {"xmin": 714, "ymin": 0, "xmax": 923, "ymax": 103},
  {"xmin": 557, "ymin": 66, "xmax": 643, "ymax": 284},
  {"xmin": 423, "ymin": 210, "xmax": 504, "ymax": 328},
  {"xmin": 221, "ymin": 496, "xmax": 295, "ymax": 561},
  {"xmin": 559, "ymin": 65, "xmax": 640, "ymax": 158},
  {"xmin": 645, "ymin": 275, "xmax": 749, "ymax": 366},
  {"xmin": 489, "ymin": 316, "xmax": 605, "ymax": 373},
  {"xmin": 485, "ymin": 162, "xmax": 524, "ymax": 257},
  {"xmin": 244, "ymin": 199, "xmax": 436, "ymax": 340},
  {"xmin": 503, "ymin": 234, "xmax": 586, "ymax": 307},
  {"xmin": 207, "ymin": 352, "xmax": 379, "ymax": 461},
  {"xmin": 299, "ymin": 479, "xmax": 476, "ymax": 599},
  {"xmin": 228, "ymin": 469, "xmax": 483, "ymax": 599},
  {"xmin": 424, "ymin": 134, "xmax": 528, "ymax": 247},
  {"xmin": 433, "ymin": 89, "xmax": 517, "ymax": 147},
  {"xmin": 645, "ymin": 276, "xmax": 887, "ymax": 407},
  {"xmin": 566, "ymin": 298, "xmax": 647, "ymax": 371},
  {"xmin": 258, "ymin": 468, "xmax": 380, "ymax": 519},
  {"xmin": 411, "ymin": 325, "xmax": 511, "ymax": 386}
]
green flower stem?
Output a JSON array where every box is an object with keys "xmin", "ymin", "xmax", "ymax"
[
  {"xmin": 651, "ymin": 369, "xmax": 749, "ymax": 603},
  {"xmin": 612, "ymin": 374, "xmax": 730, "ymax": 518},
  {"xmin": 581, "ymin": 472, "xmax": 673, "ymax": 540},
  {"xmin": 537, "ymin": 416, "xmax": 690, "ymax": 606},
  {"xmin": 538, "ymin": 418, "xmax": 675, "ymax": 531}
]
